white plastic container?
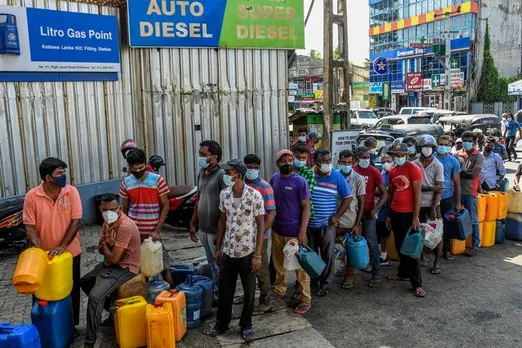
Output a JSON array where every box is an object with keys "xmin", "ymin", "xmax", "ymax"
[
  {"xmin": 140, "ymin": 238, "xmax": 164, "ymax": 277},
  {"xmin": 423, "ymin": 223, "xmax": 442, "ymax": 250},
  {"xmin": 283, "ymin": 239, "xmax": 301, "ymax": 271}
]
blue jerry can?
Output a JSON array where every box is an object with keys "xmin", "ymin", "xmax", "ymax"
[
  {"xmin": 31, "ymin": 296, "xmax": 74, "ymax": 348},
  {"xmin": 0, "ymin": 14, "xmax": 20, "ymax": 55},
  {"xmin": 0, "ymin": 323, "xmax": 40, "ymax": 348}
]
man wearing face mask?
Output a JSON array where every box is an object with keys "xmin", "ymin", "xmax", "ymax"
[
  {"xmin": 239, "ymin": 154, "xmax": 277, "ymax": 313},
  {"xmin": 376, "ymin": 153, "xmax": 394, "ymax": 265},
  {"xmin": 402, "ymin": 136, "xmax": 418, "ymax": 161},
  {"xmin": 270, "ymin": 149, "xmax": 312, "ymax": 314},
  {"xmin": 80, "ymin": 194, "xmax": 140, "ymax": 348},
  {"xmin": 434, "ymin": 135, "xmax": 463, "ymax": 260},
  {"xmin": 480, "ymin": 137, "xmax": 506, "ymax": 191},
  {"xmin": 23, "ymin": 157, "xmax": 83, "ymax": 330},
  {"xmin": 353, "ymin": 146, "xmax": 388, "ymax": 287},
  {"xmin": 386, "ymin": 143, "xmax": 424, "ymax": 297},
  {"xmin": 364, "ymin": 137, "xmax": 378, "ymax": 166},
  {"xmin": 336, "ymin": 150, "xmax": 366, "ymax": 289},
  {"xmin": 120, "ymin": 148, "xmax": 173, "ymax": 286},
  {"xmin": 204, "ymin": 160, "xmax": 265, "ymax": 342},
  {"xmin": 489, "ymin": 129, "xmax": 508, "ymax": 160},
  {"xmin": 307, "ymin": 149, "xmax": 352, "ymax": 297},
  {"xmin": 458, "ymin": 131, "xmax": 485, "ymax": 257},
  {"xmin": 413, "ymin": 135, "xmax": 444, "ymax": 274},
  {"xmin": 290, "ymin": 127, "xmax": 314, "ymax": 167},
  {"xmin": 503, "ymin": 113, "xmax": 521, "ymax": 162},
  {"xmin": 190, "ymin": 140, "xmax": 227, "ymax": 302}
]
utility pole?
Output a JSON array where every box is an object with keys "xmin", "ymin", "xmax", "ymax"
[
  {"xmin": 323, "ymin": 0, "xmax": 350, "ymax": 149},
  {"xmin": 444, "ymin": 16, "xmax": 452, "ymax": 110}
]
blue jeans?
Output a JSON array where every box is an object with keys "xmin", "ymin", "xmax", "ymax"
[
  {"xmin": 461, "ymin": 195, "xmax": 480, "ymax": 248},
  {"xmin": 362, "ymin": 213, "xmax": 381, "ymax": 279},
  {"xmin": 199, "ymin": 230, "xmax": 219, "ymax": 300}
]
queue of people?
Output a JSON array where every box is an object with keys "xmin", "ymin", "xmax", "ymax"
[{"xmin": 21, "ymin": 126, "xmax": 510, "ymax": 346}]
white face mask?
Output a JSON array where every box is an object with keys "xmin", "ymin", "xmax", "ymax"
[
  {"xmin": 421, "ymin": 147, "xmax": 433, "ymax": 157},
  {"xmin": 358, "ymin": 159, "xmax": 371, "ymax": 169},
  {"xmin": 102, "ymin": 210, "xmax": 119, "ymax": 224},
  {"xmin": 382, "ymin": 162, "xmax": 393, "ymax": 172},
  {"xmin": 320, "ymin": 163, "xmax": 332, "ymax": 173}
]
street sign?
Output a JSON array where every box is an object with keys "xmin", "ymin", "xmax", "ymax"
[
  {"xmin": 409, "ymin": 42, "xmax": 431, "ymax": 49},
  {"xmin": 373, "ymin": 57, "xmax": 389, "ymax": 75},
  {"xmin": 289, "ymin": 82, "xmax": 298, "ymax": 90},
  {"xmin": 431, "ymin": 74, "xmax": 440, "ymax": 88},
  {"xmin": 406, "ymin": 72, "xmax": 422, "ymax": 90}
]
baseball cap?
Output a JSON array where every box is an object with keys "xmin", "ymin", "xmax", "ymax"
[
  {"xmin": 456, "ymin": 138, "xmax": 463, "ymax": 144},
  {"xmin": 387, "ymin": 143, "xmax": 410, "ymax": 155},
  {"xmin": 219, "ymin": 159, "xmax": 247, "ymax": 176},
  {"xmin": 276, "ymin": 149, "xmax": 294, "ymax": 163}
]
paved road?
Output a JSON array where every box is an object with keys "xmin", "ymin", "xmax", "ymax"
[{"xmin": 0, "ymin": 160, "xmax": 521, "ymax": 347}]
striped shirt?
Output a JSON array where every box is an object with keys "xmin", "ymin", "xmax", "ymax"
[
  {"xmin": 119, "ymin": 172, "xmax": 170, "ymax": 237},
  {"xmin": 308, "ymin": 168, "xmax": 352, "ymax": 228},
  {"xmin": 246, "ymin": 177, "xmax": 276, "ymax": 239},
  {"xmin": 295, "ymin": 165, "xmax": 315, "ymax": 217}
]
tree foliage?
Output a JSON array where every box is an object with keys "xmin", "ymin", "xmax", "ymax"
[{"xmin": 309, "ymin": 49, "xmax": 322, "ymax": 59}]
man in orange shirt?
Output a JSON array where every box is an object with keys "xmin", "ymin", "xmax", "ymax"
[
  {"xmin": 80, "ymin": 193, "xmax": 140, "ymax": 348},
  {"xmin": 23, "ymin": 157, "xmax": 83, "ymax": 329}
]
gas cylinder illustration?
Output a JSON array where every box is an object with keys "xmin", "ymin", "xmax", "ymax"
[{"xmin": 0, "ymin": 14, "xmax": 21, "ymax": 55}]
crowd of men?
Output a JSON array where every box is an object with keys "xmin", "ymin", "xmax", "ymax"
[{"xmin": 20, "ymin": 124, "xmax": 511, "ymax": 345}]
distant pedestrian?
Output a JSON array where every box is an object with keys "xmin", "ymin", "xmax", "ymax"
[
  {"xmin": 23, "ymin": 157, "xmax": 82, "ymax": 330},
  {"xmin": 120, "ymin": 148, "xmax": 174, "ymax": 286},
  {"xmin": 503, "ymin": 113, "xmax": 521, "ymax": 161},
  {"xmin": 353, "ymin": 146, "xmax": 387, "ymax": 287},
  {"xmin": 434, "ymin": 135, "xmax": 463, "ymax": 261},
  {"xmin": 386, "ymin": 143, "xmax": 425, "ymax": 297},
  {"xmin": 364, "ymin": 137, "xmax": 378, "ymax": 166},
  {"xmin": 458, "ymin": 131, "xmax": 485, "ymax": 257},
  {"xmin": 190, "ymin": 140, "xmax": 227, "ymax": 301},
  {"xmin": 376, "ymin": 154, "xmax": 394, "ymax": 265},
  {"xmin": 307, "ymin": 149, "xmax": 352, "ymax": 297},
  {"xmin": 270, "ymin": 149, "xmax": 312, "ymax": 315},
  {"xmin": 451, "ymin": 138, "xmax": 463, "ymax": 156},
  {"xmin": 290, "ymin": 127, "xmax": 314, "ymax": 167},
  {"xmin": 402, "ymin": 136, "xmax": 418, "ymax": 161},
  {"xmin": 489, "ymin": 129, "xmax": 508, "ymax": 160},
  {"xmin": 413, "ymin": 135, "xmax": 444, "ymax": 274},
  {"xmin": 481, "ymin": 136, "xmax": 506, "ymax": 191}
]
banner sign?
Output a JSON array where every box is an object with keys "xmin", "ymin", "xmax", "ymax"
[
  {"xmin": 406, "ymin": 73, "xmax": 422, "ymax": 91},
  {"xmin": 422, "ymin": 78, "xmax": 432, "ymax": 91},
  {"xmin": 0, "ymin": 5, "xmax": 120, "ymax": 74},
  {"xmin": 391, "ymin": 81, "xmax": 405, "ymax": 94},
  {"xmin": 127, "ymin": 0, "xmax": 305, "ymax": 49},
  {"xmin": 369, "ymin": 82, "xmax": 383, "ymax": 94}
]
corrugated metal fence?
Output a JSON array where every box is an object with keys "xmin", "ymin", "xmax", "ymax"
[{"xmin": 0, "ymin": 0, "xmax": 288, "ymax": 198}]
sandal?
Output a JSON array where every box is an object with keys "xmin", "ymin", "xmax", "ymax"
[
  {"xmin": 233, "ymin": 295, "xmax": 245, "ymax": 305},
  {"xmin": 444, "ymin": 251, "xmax": 454, "ymax": 261},
  {"xmin": 414, "ymin": 287, "xmax": 426, "ymax": 298},
  {"xmin": 293, "ymin": 302, "xmax": 312, "ymax": 315},
  {"xmin": 369, "ymin": 279, "xmax": 381, "ymax": 288},
  {"xmin": 342, "ymin": 281, "xmax": 354, "ymax": 289},
  {"xmin": 387, "ymin": 274, "xmax": 409, "ymax": 281},
  {"xmin": 430, "ymin": 267, "xmax": 441, "ymax": 275},
  {"xmin": 315, "ymin": 289, "xmax": 329, "ymax": 297},
  {"xmin": 241, "ymin": 327, "xmax": 255, "ymax": 343},
  {"xmin": 203, "ymin": 325, "xmax": 230, "ymax": 337},
  {"xmin": 253, "ymin": 303, "xmax": 271, "ymax": 313}
]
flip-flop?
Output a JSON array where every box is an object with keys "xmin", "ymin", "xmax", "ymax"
[
  {"xmin": 431, "ymin": 267, "xmax": 442, "ymax": 275},
  {"xmin": 233, "ymin": 295, "xmax": 245, "ymax": 305},
  {"xmin": 342, "ymin": 281, "xmax": 354, "ymax": 289},
  {"xmin": 414, "ymin": 287, "xmax": 426, "ymax": 297},
  {"xmin": 293, "ymin": 302, "xmax": 312, "ymax": 315}
]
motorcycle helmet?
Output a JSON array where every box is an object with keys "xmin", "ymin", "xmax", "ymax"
[
  {"xmin": 415, "ymin": 134, "xmax": 437, "ymax": 152},
  {"xmin": 391, "ymin": 137, "xmax": 404, "ymax": 147},
  {"xmin": 148, "ymin": 155, "xmax": 165, "ymax": 172},
  {"xmin": 121, "ymin": 139, "xmax": 138, "ymax": 159}
]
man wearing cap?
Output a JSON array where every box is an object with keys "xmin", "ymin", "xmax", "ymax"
[
  {"xmin": 451, "ymin": 138, "xmax": 463, "ymax": 156},
  {"xmin": 307, "ymin": 149, "xmax": 352, "ymax": 297},
  {"xmin": 270, "ymin": 149, "xmax": 312, "ymax": 315},
  {"xmin": 204, "ymin": 159, "xmax": 265, "ymax": 342},
  {"xmin": 386, "ymin": 143, "xmax": 425, "ymax": 297}
]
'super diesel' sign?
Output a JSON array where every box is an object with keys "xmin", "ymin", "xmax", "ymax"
[{"xmin": 127, "ymin": 0, "xmax": 305, "ymax": 49}]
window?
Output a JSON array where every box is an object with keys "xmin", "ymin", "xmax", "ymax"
[
  {"xmin": 358, "ymin": 110, "xmax": 378, "ymax": 119},
  {"xmin": 408, "ymin": 116, "xmax": 432, "ymax": 124}
]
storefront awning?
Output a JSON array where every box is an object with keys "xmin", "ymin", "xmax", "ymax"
[{"xmin": 508, "ymin": 79, "xmax": 522, "ymax": 96}]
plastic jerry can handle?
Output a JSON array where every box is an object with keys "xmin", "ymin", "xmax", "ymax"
[{"xmin": 154, "ymin": 301, "xmax": 163, "ymax": 307}]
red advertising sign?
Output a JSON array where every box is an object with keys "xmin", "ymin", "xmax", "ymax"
[
  {"xmin": 409, "ymin": 42, "xmax": 431, "ymax": 49},
  {"xmin": 407, "ymin": 72, "xmax": 423, "ymax": 90}
]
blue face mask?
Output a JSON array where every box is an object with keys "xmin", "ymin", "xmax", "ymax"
[
  {"xmin": 463, "ymin": 142, "xmax": 473, "ymax": 151},
  {"xmin": 394, "ymin": 157, "xmax": 407, "ymax": 166},
  {"xmin": 53, "ymin": 174, "xmax": 67, "ymax": 188},
  {"xmin": 223, "ymin": 175, "xmax": 234, "ymax": 187},
  {"xmin": 299, "ymin": 136, "xmax": 307, "ymax": 143},
  {"xmin": 294, "ymin": 159, "xmax": 306, "ymax": 168},
  {"xmin": 339, "ymin": 164, "xmax": 352, "ymax": 174},
  {"xmin": 437, "ymin": 145, "xmax": 451, "ymax": 155},
  {"xmin": 245, "ymin": 169, "xmax": 259, "ymax": 181},
  {"xmin": 408, "ymin": 146, "xmax": 416, "ymax": 154},
  {"xmin": 197, "ymin": 156, "xmax": 210, "ymax": 169}
]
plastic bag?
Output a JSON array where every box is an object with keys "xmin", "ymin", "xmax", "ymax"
[
  {"xmin": 423, "ymin": 223, "xmax": 442, "ymax": 250},
  {"xmin": 283, "ymin": 239, "xmax": 301, "ymax": 271}
]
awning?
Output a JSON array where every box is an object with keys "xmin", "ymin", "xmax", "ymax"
[{"xmin": 508, "ymin": 79, "xmax": 522, "ymax": 96}]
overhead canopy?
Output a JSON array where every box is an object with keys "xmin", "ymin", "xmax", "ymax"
[{"xmin": 508, "ymin": 79, "xmax": 522, "ymax": 96}]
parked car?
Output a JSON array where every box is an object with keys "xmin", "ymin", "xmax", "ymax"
[
  {"xmin": 398, "ymin": 107, "xmax": 437, "ymax": 115},
  {"xmin": 373, "ymin": 108, "xmax": 396, "ymax": 118},
  {"xmin": 361, "ymin": 114, "xmax": 444, "ymax": 139},
  {"xmin": 350, "ymin": 109, "xmax": 379, "ymax": 127}
]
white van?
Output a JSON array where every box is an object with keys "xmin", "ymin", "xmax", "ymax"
[
  {"xmin": 398, "ymin": 107, "xmax": 437, "ymax": 115},
  {"xmin": 350, "ymin": 109, "xmax": 379, "ymax": 127}
]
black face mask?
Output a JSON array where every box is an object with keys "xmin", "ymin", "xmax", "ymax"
[
  {"xmin": 131, "ymin": 169, "xmax": 146, "ymax": 179},
  {"xmin": 279, "ymin": 165, "xmax": 293, "ymax": 175}
]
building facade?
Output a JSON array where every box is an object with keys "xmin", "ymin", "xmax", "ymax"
[{"xmin": 368, "ymin": 0, "xmax": 522, "ymax": 112}]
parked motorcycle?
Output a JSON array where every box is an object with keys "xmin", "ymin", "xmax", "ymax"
[{"xmin": 0, "ymin": 197, "xmax": 29, "ymax": 251}]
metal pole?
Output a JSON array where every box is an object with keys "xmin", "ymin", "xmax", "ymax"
[
  {"xmin": 444, "ymin": 16, "xmax": 452, "ymax": 110},
  {"xmin": 323, "ymin": 0, "xmax": 333, "ymax": 150}
]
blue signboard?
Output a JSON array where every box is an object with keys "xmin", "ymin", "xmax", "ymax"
[
  {"xmin": 0, "ymin": 5, "xmax": 120, "ymax": 81},
  {"xmin": 391, "ymin": 81, "xmax": 405, "ymax": 94},
  {"xmin": 373, "ymin": 57, "xmax": 389, "ymax": 75},
  {"xmin": 369, "ymin": 82, "xmax": 383, "ymax": 94},
  {"xmin": 370, "ymin": 37, "xmax": 471, "ymax": 61}
]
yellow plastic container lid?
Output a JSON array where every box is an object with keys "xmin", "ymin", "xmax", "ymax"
[{"xmin": 12, "ymin": 248, "xmax": 48, "ymax": 294}]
